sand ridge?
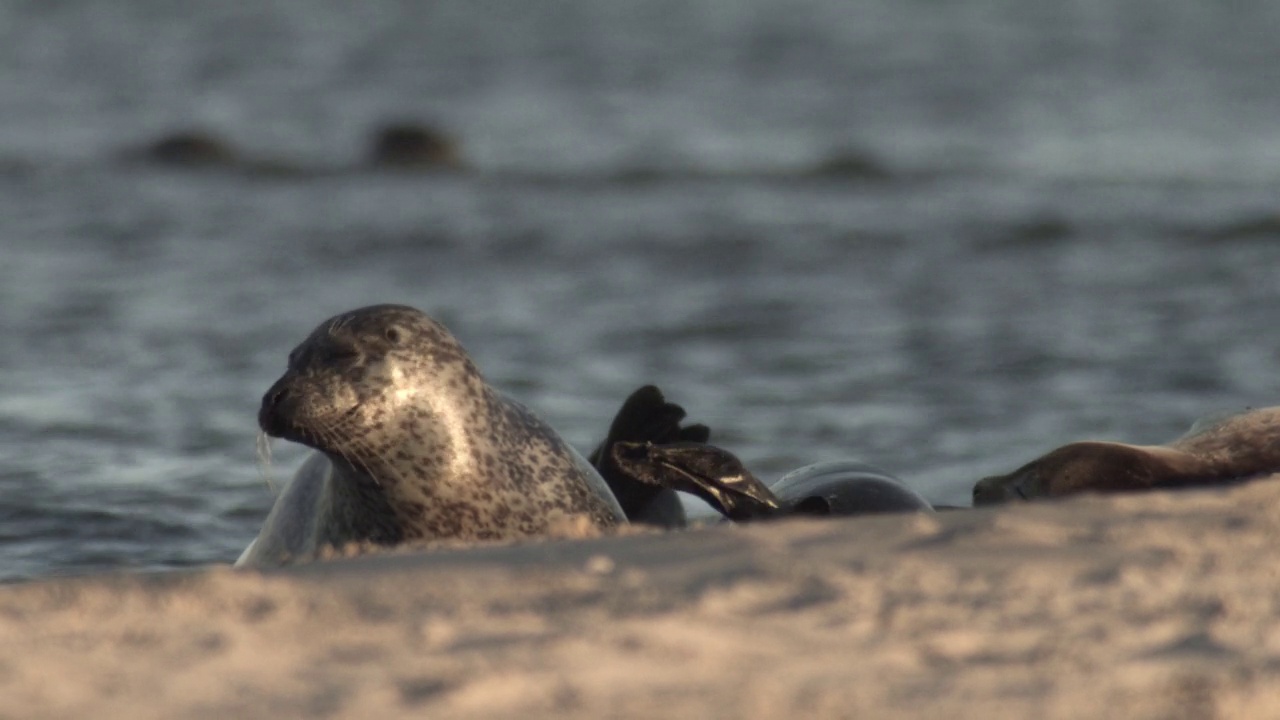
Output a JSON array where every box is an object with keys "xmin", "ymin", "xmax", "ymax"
[{"xmin": 4, "ymin": 478, "xmax": 1280, "ymax": 718}]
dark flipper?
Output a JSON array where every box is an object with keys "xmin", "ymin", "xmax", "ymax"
[
  {"xmin": 589, "ymin": 386, "xmax": 711, "ymax": 527},
  {"xmin": 609, "ymin": 441, "xmax": 781, "ymax": 521}
]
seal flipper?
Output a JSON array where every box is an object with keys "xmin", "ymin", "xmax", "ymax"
[
  {"xmin": 610, "ymin": 441, "xmax": 781, "ymax": 521},
  {"xmin": 590, "ymin": 386, "xmax": 710, "ymax": 527},
  {"xmin": 588, "ymin": 385, "xmax": 708, "ymax": 465}
]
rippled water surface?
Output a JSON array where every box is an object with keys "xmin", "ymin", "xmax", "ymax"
[{"xmin": 2, "ymin": 0, "xmax": 1279, "ymax": 581}]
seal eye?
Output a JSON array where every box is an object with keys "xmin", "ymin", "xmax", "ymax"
[{"xmin": 384, "ymin": 327, "xmax": 402, "ymax": 344}]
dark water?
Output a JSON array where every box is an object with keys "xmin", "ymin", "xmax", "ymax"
[{"xmin": 2, "ymin": 0, "xmax": 1278, "ymax": 582}]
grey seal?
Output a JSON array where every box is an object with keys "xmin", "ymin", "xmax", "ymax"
[
  {"xmin": 236, "ymin": 304, "xmax": 625, "ymax": 567},
  {"xmin": 609, "ymin": 441, "xmax": 933, "ymax": 522},
  {"xmin": 973, "ymin": 406, "xmax": 1280, "ymax": 504}
]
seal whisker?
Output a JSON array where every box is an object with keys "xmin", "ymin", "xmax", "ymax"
[
  {"xmin": 255, "ymin": 429, "xmax": 278, "ymax": 492},
  {"xmin": 332, "ymin": 313, "xmax": 356, "ymax": 334},
  {"xmin": 314, "ymin": 417, "xmax": 383, "ymax": 487},
  {"xmin": 334, "ymin": 435, "xmax": 386, "ymax": 488},
  {"xmin": 321, "ymin": 414, "xmax": 409, "ymax": 492},
  {"xmin": 341, "ymin": 431, "xmax": 413, "ymax": 491}
]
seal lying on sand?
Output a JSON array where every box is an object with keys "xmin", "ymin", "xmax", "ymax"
[
  {"xmin": 610, "ymin": 441, "xmax": 933, "ymax": 522},
  {"xmin": 973, "ymin": 406, "xmax": 1280, "ymax": 505},
  {"xmin": 237, "ymin": 304, "xmax": 625, "ymax": 567}
]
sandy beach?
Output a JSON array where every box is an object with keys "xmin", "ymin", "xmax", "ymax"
[
  {"xmin": 3, "ymin": 3, "xmax": 1279, "ymax": 718},
  {"xmin": 4, "ymin": 479, "xmax": 1280, "ymax": 720}
]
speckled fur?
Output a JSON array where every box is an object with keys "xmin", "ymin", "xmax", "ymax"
[{"xmin": 238, "ymin": 304, "xmax": 625, "ymax": 567}]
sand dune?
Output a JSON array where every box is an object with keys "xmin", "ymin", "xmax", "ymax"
[{"xmin": 4, "ymin": 478, "xmax": 1280, "ymax": 719}]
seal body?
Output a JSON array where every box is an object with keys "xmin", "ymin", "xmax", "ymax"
[
  {"xmin": 972, "ymin": 406, "xmax": 1280, "ymax": 505},
  {"xmin": 237, "ymin": 304, "xmax": 625, "ymax": 567},
  {"xmin": 769, "ymin": 461, "xmax": 934, "ymax": 516}
]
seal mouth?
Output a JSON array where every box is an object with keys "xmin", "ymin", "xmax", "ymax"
[
  {"xmin": 972, "ymin": 475, "xmax": 1007, "ymax": 506},
  {"xmin": 259, "ymin": 389, "xmax": 362, "ymax": 451}
]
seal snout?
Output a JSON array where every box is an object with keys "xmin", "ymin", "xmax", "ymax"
[
  {"xmin": 258, "ymin": 381, "xmax": 294, "ymax": 438},
  {"xmin": 972, "ymin": 476, "xmax": 1004, "ymax": 506},
  {"xmin": 973, "ymin": 472, "xmax": 1032, "ymax": 505}
]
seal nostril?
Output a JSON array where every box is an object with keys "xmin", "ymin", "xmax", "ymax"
[
  {"xmin": 266, "ymin": 387, "xmax": 288, "ymax": 407},
  {"xmin": 259, "ymin": 385, "xmax": 290, "ymax": 436}
]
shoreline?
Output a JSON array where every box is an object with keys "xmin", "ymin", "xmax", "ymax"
[{"xmin": 4, "ymin": 481, "xmax": 1279, "ymax": 719}]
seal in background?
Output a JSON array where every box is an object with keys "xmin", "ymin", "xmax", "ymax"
[{"xmin": 973, "ymin": 406, "xmax": 1280, "ymax": 504}]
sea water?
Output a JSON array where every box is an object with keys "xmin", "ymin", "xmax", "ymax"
[{"xmin": 1, "ymin": 0, "xmax": 1278, "ymax": 581}]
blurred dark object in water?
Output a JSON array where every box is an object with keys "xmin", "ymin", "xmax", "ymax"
[
  {"xmin": 138, "ymin": 131, "xmax": 240, "ymax": 167},
  {"xmin": 368, "ymin": 122, "xmax": 465, "ymax": 170},
  {"xmin": 1197, "ymin": 215, "xmax": 1280, "ymax": 243},
  {"xmin": 976, "ymin": 216, "xmax": 1075, "ymax": 250},
  {"xmin": 122, "ymin": 123, "xmax": 465, "ymax": 175},
  {"xmin": 807, "ymin": 149, "xmax": 893, "ymax": 181}
]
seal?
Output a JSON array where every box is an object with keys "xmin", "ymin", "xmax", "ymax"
[
  {"xmin": 236, "ymin": 304, "xmax": 626, "ymax": 567},
  {"xmin": 972, "ymin": 406, "xmax": 1280, "ymax": 505},
  {"xmin": 609, "ymin": 441, "xmax": 933, "ymax": 522}
]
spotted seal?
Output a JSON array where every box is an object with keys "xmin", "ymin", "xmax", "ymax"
[
  {"xmin": 972, "ymin": 406, "xmax": 1280, "ymax": 505},
  {"xmin": 236, "ymin": 304, "xmax": 625, "ymax": 567},
  {"xmin": 609, "ymin": 441, "xmax": 933, "ymax": 522}
]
